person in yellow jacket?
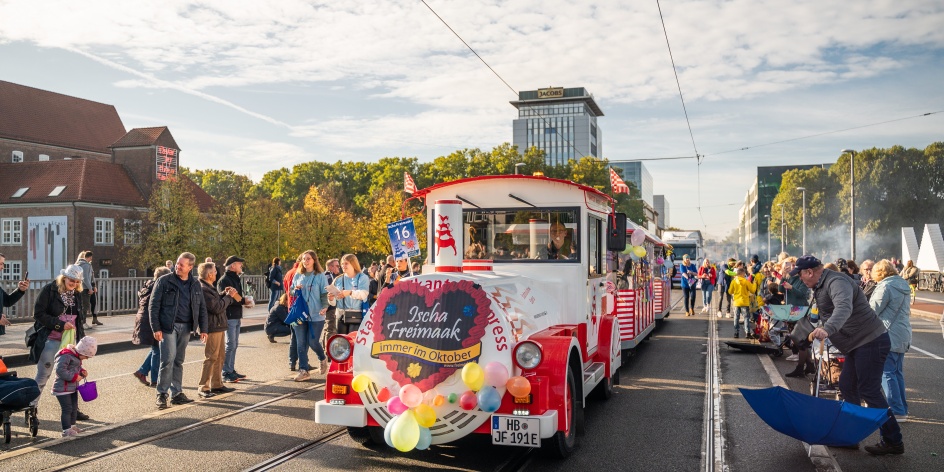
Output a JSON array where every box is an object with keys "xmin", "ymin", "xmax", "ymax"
[
  {"xmin": 728, "ymin": 268, "xmax": 756, "ymax": 338},
  {"xmin": 752, "ymin": 265, "xmax": 768, "ymax": 311}
]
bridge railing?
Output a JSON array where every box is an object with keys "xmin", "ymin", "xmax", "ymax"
[{"xmin": 1, "ymin": 274, "xmax": 270, "ymax": 321}]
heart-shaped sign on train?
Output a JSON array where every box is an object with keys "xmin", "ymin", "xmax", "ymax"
[{"xmin": 370, "ymin": 280, "xmax": 491, "ymax": 391}]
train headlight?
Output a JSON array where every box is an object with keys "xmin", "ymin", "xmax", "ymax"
[
  {"xmin": 328, "ymin": 335, "xmax": 352, "ymax": 362},
  {"xmin": 513, "ymin": 341, "xmax": 543, "ymax": 370}
]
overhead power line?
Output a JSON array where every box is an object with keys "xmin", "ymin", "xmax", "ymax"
[
  {"xmin": 656, "ymin": 0, "xmax": 705, "ymax": 229},
  {"xmin": 420, "ymin": 0, "xmax": 586, "ymax": 161},
  {"xmin": 612, "ymin": 109, "xmax": 943, "ymax": 162},
  {"xmin": 656, "ymin": 0, "xmax": 700, "ymax": 164},
  {"xmin": 705, "ymin": 110, "xmax": 944, "ymax": 157}
]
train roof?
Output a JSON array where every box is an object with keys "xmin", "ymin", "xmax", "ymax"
[{"xmin": 412, "ymin": 174, "xmax": 611, "ymax": 201}]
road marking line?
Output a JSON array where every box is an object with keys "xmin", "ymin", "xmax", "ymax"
[
  {"xmin": 910, "ymin": 345, "xmax": 943, "ymax": 360},
  {"xmin": 757, "ymin": 354, "xmax": 843, "ymax": 472},
  {"xmin": 703, "ymin": 309, "xmax": 725, "ymax": 471}
]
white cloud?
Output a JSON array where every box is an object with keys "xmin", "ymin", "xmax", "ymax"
[{"xmin": 2, "ymin": 0, "xmax": 943, "ymax": 239}]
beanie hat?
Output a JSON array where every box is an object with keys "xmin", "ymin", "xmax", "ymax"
[
  {"xmin": 60, "ymin": 264, "xmax": 84, "ymax": 281},
  {"xmin": 74, "ymin": 336, "xmax": 97, "ymax": 357}
]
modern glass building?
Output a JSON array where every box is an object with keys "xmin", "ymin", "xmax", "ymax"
[
  {"xmin": 738, "ymin": 164, "xmax": 831, "ymax": 259},
  {"xmin": 511, "ymin": 87, "xmax": 603, "ymax": 166},
  {"xmin": 653, "ymin": 195, "xmax": 670, "ymax": 230}
]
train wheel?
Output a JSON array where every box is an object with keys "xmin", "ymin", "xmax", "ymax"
[
  {"xmin": 347, "ymin": 426, "xmax": 385, "ymax": 448},
  {"xmin": 544, "ymin": 368, "xmax": 580, "ymax": 458},
  {"xmin": 591, "ymin": 368, "xmax": 617, "ymax": 401}
]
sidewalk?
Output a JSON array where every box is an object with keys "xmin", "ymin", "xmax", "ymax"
[{"xmin": 0, "ymin": 304, "xmax": 272, "ymax": 368}]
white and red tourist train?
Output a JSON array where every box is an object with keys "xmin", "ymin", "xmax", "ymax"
[{"xmin": 315, "ymin": 174, "xmax": 666, "ymax": 457}]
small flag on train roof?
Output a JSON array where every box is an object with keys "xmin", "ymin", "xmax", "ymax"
[
  {"xmin": 609, "ymin": 168, "xmax": 629, "ymax": 195},
  {"xmin": 404, "ymin": 172, "xmax": 417, "ymax": 194}
]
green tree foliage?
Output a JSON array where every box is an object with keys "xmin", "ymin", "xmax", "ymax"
[
  {"xmin": 284, "ymin": 185, "xmax": 362, "ymax": 262},
  {"xmin": 185, "ymin": 168, "xmax": 284, "ymax": 272},
  {"xmin": 769, "ymin": 142, "xmax": 944, "ymax": 259},
  {"xmin": 183, "ymin": 143, "xmax": 660, "ymax": 270},
  {"xmin": 362, "ymin": 185, "xmax": 428, "ymax": 261},
  {"xmin": 128, "ymin": 177, "xmax": 213, "ymax": 270}
]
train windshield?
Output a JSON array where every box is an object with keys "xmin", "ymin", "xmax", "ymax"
[{"xmin": 462, "ymin": 207, "xmax": 580, "ymax": 262}]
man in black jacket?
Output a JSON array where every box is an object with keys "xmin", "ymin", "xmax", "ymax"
[
  {"xmin": 217, "ymin": 255, "xmax": 251, "ymax": 382},
  {"xmin": 797, "ymin": 255, "xmax": 904, "ymax": 455},
  {"xmin": 267, "ymin": 257, "xmax": 283, "ymax": 311},
  {"xmin": 149, "ymin": 252, "xmax": 208, "ymax": 410},
  {"xmin": 0, "ymin": 254, "xmax": 28, "ymax": 335}
]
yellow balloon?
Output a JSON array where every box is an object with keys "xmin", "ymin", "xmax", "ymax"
[
  {"xmin": 461, "ymin": 362, "xmax": 485, "ymax": 392},
  {"xmin": 351, "ymin": 374, "xmax": 369, "ymax": 393},
  {"xmin": 390, "ymin": 410, "xmax": 420, "ymax": 452},
  {"xmin": 414, "ymin": 404, "xmax": 436, "ymax": 428},
  {"xmin": 633, "ymin": 246, "xmax": 647, "ymax": 258}
]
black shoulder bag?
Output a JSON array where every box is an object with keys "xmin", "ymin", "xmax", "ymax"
[{"xmin": 339, "ymin": 274, "xmax": 366, "ymax": 325}]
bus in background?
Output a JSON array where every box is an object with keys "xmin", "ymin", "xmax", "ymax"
[{"xmin": 662, "ymin": 230, "xmax": 703, "ymax": 287}]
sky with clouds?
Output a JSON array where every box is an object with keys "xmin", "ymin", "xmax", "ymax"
[{"xmin": 1, "ymin": 0, "xmax": 942, "ymax": 239}]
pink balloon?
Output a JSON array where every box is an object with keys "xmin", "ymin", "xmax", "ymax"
[
  {"xmin": 399, "ymin": 384, "xmax": 423, "ymax": 409},
  {"xmin": 483, "ymin": 362, "xmax": 510, "ymax": 388},
  {"xmin": 631, "ymin": 230, "xmax": 645, "ymax": 246},
  {"xmin": 387, "ymin": 396, "xmax": 408, "ymax": 415}
]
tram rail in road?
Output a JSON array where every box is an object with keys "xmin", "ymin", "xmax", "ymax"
[
  {"xmin": 41, "ymin": 383, "xmax": 325, "ymax": 472},
  {"xmin": 243, "ymin": 428, "xmax": 347, "ymax": 472}
]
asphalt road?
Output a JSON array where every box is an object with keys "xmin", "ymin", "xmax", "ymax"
[{"xmin": 2, "ymin": 294, "xmax": 941, "ymax": 471}]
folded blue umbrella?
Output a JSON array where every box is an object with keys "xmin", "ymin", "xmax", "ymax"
[{"xmin": 740, "ymin": 386, "xmax": 889, "ymax": 446}]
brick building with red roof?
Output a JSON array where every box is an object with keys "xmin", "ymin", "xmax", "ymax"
[{"xmin": 0, "ymin": 80, "xmax": 214, "ymax": 279}]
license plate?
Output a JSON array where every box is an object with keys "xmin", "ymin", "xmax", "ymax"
[{"xmin": 491, "ymin": 415, "xmax": 540, "ymax": 447}]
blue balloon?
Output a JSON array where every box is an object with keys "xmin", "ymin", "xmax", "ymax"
[
  {"xmin": 476, "ymin": 385, "xmax": 502, "ymax": 413},
  {"xmin": 416, "ymin": 426, "xmax": 432, "ymax": 450},
  {"xmin": 384, "ymin": 415, "xmax": 397, "ymax": 448}
]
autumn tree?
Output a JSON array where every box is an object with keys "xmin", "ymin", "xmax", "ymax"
[
  {"xmin": 127, "ymin": 177, "xmax": 215, "ymax": 270},
  {"xmin": 284, "ymin": 184, "xmax": 363, "ymax": 262}
]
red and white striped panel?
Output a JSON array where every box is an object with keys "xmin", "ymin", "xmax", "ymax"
[
  {"xmin": 653, "ymin": 279, "xmax": 665, "ymax": 314},
  {"xmin": 615, "ymin": 289, "xmax": 637, "ymax": 343}
]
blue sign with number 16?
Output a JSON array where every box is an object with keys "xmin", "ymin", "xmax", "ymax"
[{"xmin": 387, "ymin": 218, "xmax": 421, "ymax": 259}]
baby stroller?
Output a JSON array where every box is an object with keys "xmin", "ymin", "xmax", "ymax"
[
  {"xmin": 810, "ymin": 338, "xmax": 845, "ymax": 401},
  {"xmin": 0, "ymin": 358, "xmax": 41, "ymax": 443}
]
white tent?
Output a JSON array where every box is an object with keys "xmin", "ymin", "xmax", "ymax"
[{"xmin": 916, "ymin": 224, "xmax": 944, "ymax": 272}]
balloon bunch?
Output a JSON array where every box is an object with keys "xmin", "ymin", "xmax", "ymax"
[
  {"xmin": 351, "ymin": 375, "xmax": 439, "ymax": 452},
  {"xmin": 456, "ymin": 361, "xmax": 506, "ymax": 412},
  {"xmin": 622, "ymin": 244, "xmax": 647, "ymax": 258},
  {"xmin": 349, "ymin": 361, "xmax": 529, "ymax": 453}
]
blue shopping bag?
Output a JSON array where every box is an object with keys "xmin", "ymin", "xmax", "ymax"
[{"xmin": 284, "ymin": 289, "xmax": 310, "ymax": 326}]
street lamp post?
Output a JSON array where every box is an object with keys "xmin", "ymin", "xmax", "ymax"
[
  {"xmin": 841, "ymin": 149, "xmax": 857, "ymax": 260},
  {"xmin": 797, "ymin": 187, "xmax": 807, "ymax": 254},
  {"xmin": 777, "ymin": 203, "xmax": 785, "ymax": 254},
  {"xmin": 276, "ymin": 218, "xmax": 281, "ymax": 260},
  {"xmin": 514, "ymin": 162, "xmax": 526, "ymax": 174},
  {"xmin": 765, "ymin": 214, "xmax": 771, "ymax": 262}
]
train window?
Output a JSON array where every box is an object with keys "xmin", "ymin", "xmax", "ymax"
[
  {"xmin": 462, "ymin": 207, "xmax": 580, "ymax": 263},
  {"xmin": 587, "ymin": 215, "xmax": 602, "ymax": 276}
]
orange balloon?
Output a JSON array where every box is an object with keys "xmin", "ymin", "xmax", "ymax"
[
  {"xmin": 506, "ymin": 376, "xmax": 531, "ymax": 398},
  {"xmin": 433, "ymin": 394, "xmax": 445, "ymax": 406},
  {"xmin": 376, "ymin": 387, "xmax": 391, "ymax": 403}
]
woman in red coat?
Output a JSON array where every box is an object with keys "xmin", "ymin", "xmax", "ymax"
[{"xmin": 698, "ymin": 259, "xmax": 718, "ymax": 315}]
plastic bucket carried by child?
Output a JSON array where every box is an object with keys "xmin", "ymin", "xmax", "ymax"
[{"xmin": 77, "ymin": 380, "xmax": 98, "ymax": 402}]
